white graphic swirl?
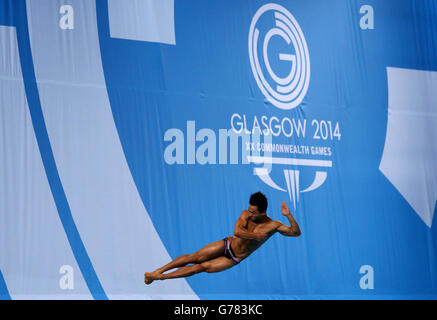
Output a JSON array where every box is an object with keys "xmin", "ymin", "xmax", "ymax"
[{"xmin": 249, "ymin": 3, "xmax": 310, "ymax": 110}]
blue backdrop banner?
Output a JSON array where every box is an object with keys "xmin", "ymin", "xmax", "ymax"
[{"xmin": 0, "ymin": 0, "xmax": 436, "ymax": 299}]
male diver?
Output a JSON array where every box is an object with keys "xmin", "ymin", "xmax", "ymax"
[{"xmin": 144, "ymin": 191, "xmax": 301, "ymax": 284}]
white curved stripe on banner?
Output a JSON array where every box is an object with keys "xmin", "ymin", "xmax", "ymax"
[
  {"xmin": 0, "ymin": 26, "xmax": 92, "ymax": 300},
  {"xmin": 25, "ymin": 0, "xmax": 197, "ymax": 299},
  {"xmin": 380, "ymin": 67, "xmax": 437, "ymax": 228}
]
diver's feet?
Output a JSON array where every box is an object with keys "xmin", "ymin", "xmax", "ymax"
[
  {"xmin": 144, "ymin": 272, "xmax": 154, "ymax": 285},
  {"xmin": 144, "ymin": 271, "xmax": 163, "ymax": 284}
]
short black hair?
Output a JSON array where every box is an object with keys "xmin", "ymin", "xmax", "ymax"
[{"xmin": 249, "ymin": 191, "xmax": 268, "ymax": 213}]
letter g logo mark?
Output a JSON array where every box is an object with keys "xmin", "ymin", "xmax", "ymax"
[{"xmin": 249, "ymin": 4, "xmax": 310, "ymax": 110}]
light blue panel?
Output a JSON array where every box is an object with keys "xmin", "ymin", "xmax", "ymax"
[
  {"xmin": 108, "ymin": 0, "xmax": 176, "ymax": 44},
  {"xmin": 0, "ymin": 26, "xmax": 91, "ymax": 299},
  {"xmin": 380, "ymin": 67, "xmax": 437, "ymax": 228}
]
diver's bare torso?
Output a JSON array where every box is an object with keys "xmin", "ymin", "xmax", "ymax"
[{"xmin": 228, "ymin": 211, "xmax": 280, "ymax": 261}]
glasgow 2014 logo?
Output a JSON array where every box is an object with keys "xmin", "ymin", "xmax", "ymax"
[
  {"xmin": 246, "ymin": 4, "xmax": 340, "ymax": 210},
  {"xmin": 248, "ymin": 3, "xmax": 310, "ymax": 110}
]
